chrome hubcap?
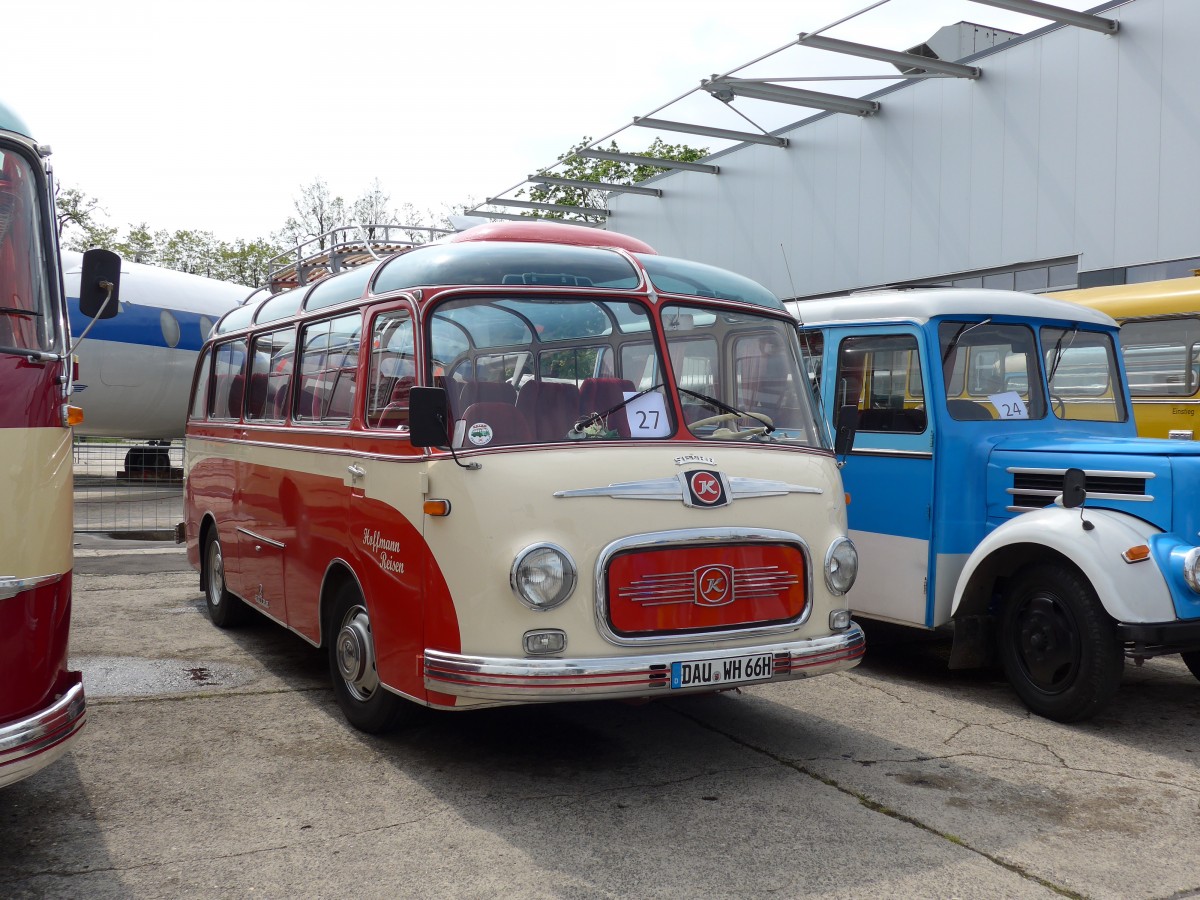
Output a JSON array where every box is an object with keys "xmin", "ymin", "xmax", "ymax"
[
  {"xmin": 336, "ymin": 606, "xmax": 378, "ymax": 701},
  {"xmin": 207, "ymin": 542, "xmax": 223, "ymax": 607}
]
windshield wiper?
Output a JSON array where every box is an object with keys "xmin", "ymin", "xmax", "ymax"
[
  {"xmin": 570, "ymin": 382, "xmax": 663, "ymax": 438},
  {"xmin": 0, "ymin": 306, "xmax": 41, "ymax": 317},
  {"xmin": 677, "ymin": 387, "xmax": 775, "ymax": 434},
  {"xmin": 1046, "ymin": 325, "xmax": 1079, "ymax": 385},
  {"xmin": 941, "ymin": 318, "xmax": 992, "ymax": 366}
]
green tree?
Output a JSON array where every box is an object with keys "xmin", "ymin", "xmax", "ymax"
[
  {"xmin": 219, "ymin": 238, "xmax": 283, "ymax": 289},
  {"xmin": 56, "ymin": 186, "xmax": 119, "ymax": 251},
  {"xmin": 517, "ymin": 137, "xmax": 709, "ymax": 223},
  {"xmin": 276, "ymin": 177, "xmax": 348, "ymax": 250},
  {"xmin": 115, "ymin": 222, "xmax": 157, "ymax": 264}
]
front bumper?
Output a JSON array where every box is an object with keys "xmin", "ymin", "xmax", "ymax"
[
  {"xmin": 1117, "ymin": 619, "xmax": 1200, "ymax": 656},
  {"xmin": 424, "ymin": 624, "xmax": 865, "ymax": 702},
  {"xmin": 0, "ymin": 678, "xmax": 86, "ymax": 789}
]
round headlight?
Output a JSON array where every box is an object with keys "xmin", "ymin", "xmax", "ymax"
[
  {"xmin": 511, "ymin": 543, "xmax": 577, "ymax": 611},
  {"xmin": 825, "ymin": 537, "xmax": 858, "ymax": 596},
  {"xmin": 1184, "ymin": 547, "xmax": 1200, "ymax": 594}
]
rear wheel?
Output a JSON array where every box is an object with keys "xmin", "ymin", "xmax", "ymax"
[
  {"xmin": 204, "ymin": 531, "xmax": 247, "ymax": 628},
  {"xmin": 328, "ymin": 581, "xmax": 411, "ymax": 734},
  {"xmin": 999, "ymin": 563, "xmax": 1123, "ymax": 722}
]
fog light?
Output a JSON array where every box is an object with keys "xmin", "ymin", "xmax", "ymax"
[
  {"xmin": 1184, "ymin": 547, "xmax": 1200, "ymax": 593},
  {"xmin": 829, "ymin": 609, "xmax": 852, "ymax": 631},
  {"xmin": 511, "ymin": 543, "xmax": 577, "ymax": 610},
  {"xmin": 825, "ymin": 537, "xmax": 858, "ymax": 595},
  {"xmin": 524, "ymin": 629, "xmax": 567, "ymax": 655}
]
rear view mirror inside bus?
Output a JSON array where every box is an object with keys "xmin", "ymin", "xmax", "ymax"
[{"xmin": 409, "ymin": 386, "xmax": 451, "ymax": 447}]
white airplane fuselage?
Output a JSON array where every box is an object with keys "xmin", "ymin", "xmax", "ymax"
[{"xmin": 63, "ymin": 252, "xmax": 250, "ymax": 439}]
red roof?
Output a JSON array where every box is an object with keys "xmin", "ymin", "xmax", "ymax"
[{"xmin": 448, "ymin": 220, "xmax": 657, "ymax": 255}]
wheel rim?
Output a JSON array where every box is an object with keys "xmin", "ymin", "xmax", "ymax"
[
  {"xmin": 1012, "ymin": 591, "xmax": 1081, "ymax": 694},
  {"xmin": 335, "ymin": 604, "xmax": 379, "ymax": 702},
  {"xmin": 206, "ymin": 540, "xmax": 224, "ymax": 609}
]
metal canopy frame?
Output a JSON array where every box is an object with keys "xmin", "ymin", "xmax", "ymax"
[
  {"xmin": 484, "ymin": 197, "xmax": 611, "ymax": 217},
  {"xmin": 468, "ymin": 210, "xmax": 604, "ymax": 227},
  {"xmin": 632, "ymin": 116, "xmax": 788, "ymax": 148},
  {"xmin": 796, "ymin": 32, "xmax": 982, "ymax": 78},
  {"xmin": 578, "ymin": 149, "xmax": 719, "ymax": 174},
  {"xmin": 968, "ymin": 0, "xmax": 1119, "ymax": 33},
  {"xmin": 529, "ymin": 175, "xmax": 663, "ymax": 197},
  {"xmin": 703, "ymin": 77, "xmax": 880, "ymax": 116}
]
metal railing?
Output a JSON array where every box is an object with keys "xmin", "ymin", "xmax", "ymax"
[{"xmin": 73, "ymin": 440, "xmax": 184, "ymax": 536}]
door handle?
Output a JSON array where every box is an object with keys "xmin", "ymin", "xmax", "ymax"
[{"xmin": 347, "ymin": 464, "xmax": 366, "ymax": 480}]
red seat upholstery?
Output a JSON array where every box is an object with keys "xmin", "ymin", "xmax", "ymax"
[
  {"xmin": 578, "ymin": 378, "xmax": 635, "ymax": 437},
  {"xmin": 376, "ymin": 376, "xmax": 415, "ymax": 428},
  {"xmin": 454, "ymin": 380, "xmax": 516, "ymax": 420},
  {"xmin": 457, "ymin": 402, "xmax": 533, "ymax": 447},
  {"xmin": 517, "ymin": 381, "xmax": 582, "ymax": 441},
  {"xmin": 271, "ymin": 375, "xmax": 291, "ymax": 420}
]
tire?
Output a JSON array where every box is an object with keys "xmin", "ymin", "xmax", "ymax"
[
  {"xmin": 999, "ymin": 563, "xmax": 1123, "ymax": 723},
  {"xmin": 1180, "ymin": 651, "xmax": 1200, "ymax": 682},
  {"xmin": 328, "ymin": 581, "xmax": 411, "ymax": 734},
  {"xmin": 204, "ymin": 531, "xmax": 247, "ymax": 628}
]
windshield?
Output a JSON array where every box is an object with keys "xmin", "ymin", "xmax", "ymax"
[
  {"xmin": 0, "ymin": 146, "xmax": 54, "ymax": 353},
  {"xmin": 1041, "ymin": 326, "xmax": 1127, "ymax": 422},
  {"xmin": 428, "ymin": 295, "xmax": 671, "ymax": 446},
  {"xmin": 662, "ymin": 304, "xmax": 824, "ymax": 446},
  {"xmin": 939, "ymin": 321, "xmax": 1046, "ymax": 421}
]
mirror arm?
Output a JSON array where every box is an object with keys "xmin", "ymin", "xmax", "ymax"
[{"xmin": 68, "ymin": 280, "xmax": 116, "ymax": 356}]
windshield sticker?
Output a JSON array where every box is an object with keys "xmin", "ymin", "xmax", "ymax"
[
  {"xmin": 623, "ymin": 391, "xmax": 672, "ymax": 437},
  {"xmin": 989, "ymin": 391, "xmax": 1029, "ymax": 420},
  {"xmin": 467, "ymin": 422, "xmax": 494, "ymax": 445}
]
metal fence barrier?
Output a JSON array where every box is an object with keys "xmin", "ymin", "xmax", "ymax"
[{"xmin": 73, "ymin": 440, "xmax": 184, "ymax": 536}]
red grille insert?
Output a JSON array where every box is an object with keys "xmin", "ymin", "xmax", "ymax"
[{"xmin": 607, "ymin": 544, "xmax": 807, "ymax": 635}]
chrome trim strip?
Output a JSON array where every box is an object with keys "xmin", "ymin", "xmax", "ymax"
[
  {"xmin": 235, "ymin": 527, "xmax": 286, "ymax": 550},
  {"xmin": 1006, "ymin": 488, "xmax": 1153, "ymax": 503},
  {"xmin": 594, "ymin": 527, "xmax": 814, "ymax": 647},
  {"xmin": 1006, "ymin": 466, "xmax": 1156, "ymax": 480},
  {"xmin": 555, "ymin": 475, "xmax": 822, "ymax": 501},
  {"xmin": 848, "ymin": 448, "xmax": 934, "ymax": 459},
  {"xmin": 0, "ymin": 573, "xmax": 64, "ymax": 602},
  {"xmin": 0, "ymin": 681, "xmax": 86, "ymax": 788},
  {"xmin": 423, "ymin": 626, "xmax": 864, "ymax": 702}
]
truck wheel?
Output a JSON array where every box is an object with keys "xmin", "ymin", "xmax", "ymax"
[
  {"xmin": 1180, "ymin": 652, "xmax": 1200, "ymax": 682},
  {"xmin": 204, "ymin": 531, "xmax": 247, "ymax": 628},
  {"xmin": 1000, "ymin": 564, "xmax": 1123, "ymax": 722},
  {"xmin": 328, "ymin": 581, "xmax": 411, "ymax": 734}
]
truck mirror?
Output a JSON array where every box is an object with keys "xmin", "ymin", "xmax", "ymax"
[
  {"xmin": 78, "ymin": 248, "xmax": 121, "ymax": 319},
  {"xmin": 408, "ymin": 386, "xmax": 451, "ymax": 447},
  {"xmin": 1061, "ymin": 467, "xmax": 1087, "ymax": 509},
  {"xmin": 834, "ymin": 404, "xmax": 858, "ymax": 456}
]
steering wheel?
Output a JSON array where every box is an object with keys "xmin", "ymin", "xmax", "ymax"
[{"xmin": 1050, "ymin": 391, "xmax": 1067, "ymax": 416}]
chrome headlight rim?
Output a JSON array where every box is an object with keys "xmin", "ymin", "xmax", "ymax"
[
  {"xmin": 1184, "ymin": 547, "xmax": 1200, "ymax": 594},
  {"xmin": 510, "ymin": 542, "xmax": 578, "ymax": 611},
  {"xmin": 824, "ymin": 536, "xmax": 858, "ymax": 596}
]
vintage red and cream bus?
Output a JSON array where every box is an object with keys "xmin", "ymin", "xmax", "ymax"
[
  {"xmin": 0, "ymin": 100, "xmax": 119, "ymax": 786},
  {"xmin": 181, "ymin": 221, "xmax": 864, "ymax": 733}
]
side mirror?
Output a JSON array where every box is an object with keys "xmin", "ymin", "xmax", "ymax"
[
  {"xmin": 78, "ymin": 248, "xmax": 121, "ymax": 319},
  {"xmin": 1061, "ymin": 467, "xmax": 1087, "ymax": 509},
  {"xmin": 408, "ymin": 386, "xmax": 450, "ymax": 447},
  {"xmin": 834, "ymin": 404, "xmax": 858, "ymax": 457}
]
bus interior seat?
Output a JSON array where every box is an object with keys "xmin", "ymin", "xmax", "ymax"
[
  {"xmin": 516, "ymin": 380, "xmax": 582, "ymax": 441},
  {"xmin": 271, "ymin": 375, "xmax": 291, "ymax": 419},
  {"xmin": 946, "ymin": 399, "xmax": 993, "ymax": 421},
  {"xmin": 246, "ymin": 373, "xmax": 269, "ymax": 420},
  {"xmin": 454, "ymin": 401, "xmax": 533, "ymax": 447},
  {"xmin": 578, "ymin": 377, "xmax": 635, "ymax": 437},
  {"xmin": 227, "ymin": 375, "xmax": 245, "ymax": 420},
  {"xmin": 375, "ymin": 376, "xmax": 415, "ymax": 428},
  {"xmin": 325, "ymin": 368, "xmax": 356, "ymax": 419},
  {"xmin": 454, "ymin": 380, "xmax": 517, "ymax": 419}
]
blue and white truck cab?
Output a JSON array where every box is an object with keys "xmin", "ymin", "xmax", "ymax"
[{"xmin": 792, "ymin": 289, "xmax": 1200, "ymax": 722}]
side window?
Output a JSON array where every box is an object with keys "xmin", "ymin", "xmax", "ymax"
[
  {"xmin": 296, "ymin": 313, "xmax": 362, "ymax": 425},
  {"xmin": 189, "ymin": 349, "xmax": 211, "ymax": 420},
  {"xmin": 835, "ymin": 334, "xmax": 927, "ymax": 434},
  {"xmin": 246, "ymin": 329, "xmax": 294, "ymax": 422},
  {"xmin": 208, "ymin": 339, "xmax": 248, "ymax": 421},
  {"xmin": 366, "ymin": 310, "xmax": 415, "ymax": 429},
  {"xmin": 1120, "ymin": 318, "xmax": 1200, "ymax": 397},
  {"xmin": 620, "ymin": 341, "xmax": 657, "ymax": 389}
]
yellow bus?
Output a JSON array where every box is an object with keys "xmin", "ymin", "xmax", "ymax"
[{"xmin": 1052, "ymin": 277, "xmax": 1200, "ymax": 439}]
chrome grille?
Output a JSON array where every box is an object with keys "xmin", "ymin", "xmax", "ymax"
[
  {"xmin": 617, "ymin": 566, "xmax": 800, "ymax": 606},
  {"xmin": 1007, "ymin": 467, "xmax": 1153, "ymax": 510}
]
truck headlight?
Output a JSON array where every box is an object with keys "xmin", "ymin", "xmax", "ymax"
[
  {"xmin": 511, "ymin": 543, "xmax": 577, "ymax": 610},
  {"xmin": 825, "ymin": 537, "xmax": 858, "ymax": 596},
  {"xmin": 1184, "ymin": 547, "xmax": 1200, "ymax": 593}
]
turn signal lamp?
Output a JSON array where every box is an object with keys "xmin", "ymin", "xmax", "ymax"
[
  {"xmin": 1121, "ymin": 545, "xmax": 1150, "ymax": 564},
  {"xmin": 829, "ymin": 609, "xmax": 852, "ymax": 631},
  {"xmin": 423, "ymin": 499, "xmax": 451, "ymax": 517},
  {"xmin": 63, "ymin": 404, "xmax": 84, "ymax": 427}
]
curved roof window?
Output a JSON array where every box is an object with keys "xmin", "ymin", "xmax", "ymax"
[
  {"xmin": 304, "ymin": 263, "xmax": 377, "ymax": 312},
  {"xmin": 635, "ymin": 254, "xmax": 783, "ymax": 310},
  {"xmin": 214, "ymin": 303, "xmax": 256, "ymax": 335},
  {"xmin": 373, "ymin": 242, "xmax": 640, "ymax": 295},
  {"xmin": 255, "ymin": 288, "xmax": 305, "ymax": 325}
]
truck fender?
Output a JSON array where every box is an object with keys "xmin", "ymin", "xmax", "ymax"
[{"xmin": 950, "ymin": 506, "xmax": 1175, "ymax": 626}]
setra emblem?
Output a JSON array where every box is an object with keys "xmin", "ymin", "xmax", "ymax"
[
  {"xmin": 694, "ymin": 565, "xmax": 735, "ymax": 606},
  {"xmin": 684, "ymin": 469, "xmax": 729, "ymax": 508}
]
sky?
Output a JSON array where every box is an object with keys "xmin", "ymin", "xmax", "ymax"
[{"xmin": 5, "ymin": 0, "xmax": 1098, "ymax": 244}]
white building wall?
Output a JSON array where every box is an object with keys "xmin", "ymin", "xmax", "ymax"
[{"xmin": 608, "ymin": 0, "xmax": 1200, "ymax": 298}]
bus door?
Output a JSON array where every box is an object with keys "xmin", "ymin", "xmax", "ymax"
[{"xmin": 827, "ymin": 329, "xmax": 935, "ymax": 627}]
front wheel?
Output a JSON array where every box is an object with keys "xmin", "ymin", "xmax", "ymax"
[
  {"xmin": 1180, "ymin": 651, "xmax": 1200, "ymax": 682},
  {"xmin": 328, "ymin": 581, "xmax": 412, "ymax": 734},
  {"xmin": 999, "ymin": 563, "xmax": 1123, "ymax": 722},
  {"xmin": 204, "ymin": 531, "xmax": 247, "ymax": 628}
]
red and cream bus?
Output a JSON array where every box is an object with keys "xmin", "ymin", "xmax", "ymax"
[
  {"xmin": 181, "ymin": 221, "xmax": 864, "ymax": 733},
  {"xmin": 0, "ymin": 100, "xmax": 119, "ymax": 786}
]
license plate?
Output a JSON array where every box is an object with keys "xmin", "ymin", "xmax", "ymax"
[{"xmin": 670, "ymin": 652, "xmax": 775, "ymax": 689}]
